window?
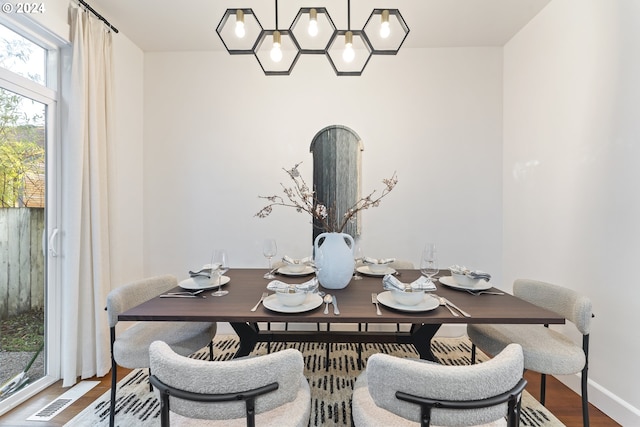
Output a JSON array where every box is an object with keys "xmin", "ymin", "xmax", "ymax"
[{"xmin": 0, "ymin": 17, "xmax": 61, "ymax": 413}]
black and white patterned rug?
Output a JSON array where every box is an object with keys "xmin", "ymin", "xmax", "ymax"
[{"xmin": 65, "ymin": 335, "xmax": 564, "ymax": 426}]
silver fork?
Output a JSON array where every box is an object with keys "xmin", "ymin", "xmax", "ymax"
[
  {"xmin": 465, "ymin": 289, "xmax": 505, "ymax": 296},
  {"xmin": 250, "ymin": 292, "xmax": 268, "ymax": 311}
]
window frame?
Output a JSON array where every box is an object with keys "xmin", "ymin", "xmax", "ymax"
[{"xmin": 0, "ymin": 15, "xmax": 64, "ymax": 415}]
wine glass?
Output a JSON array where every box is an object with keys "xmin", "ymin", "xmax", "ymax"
[
  {"xmin": 210, "ymin": 249, "xmax": 229, "ymax": 297},
  {"xmin": 353, "ymin": 243, "xmax": 363, "ymax": 280},
  {"xmin": 263, "ymin": 239, "xmax": 278, "ymax": 279},
  {"xmin": 420, "ymin": 243, "xmax": 439, "ymax": 284}
]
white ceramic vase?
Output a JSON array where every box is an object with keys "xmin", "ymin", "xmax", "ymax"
[{"xmin": 314, "ymin": 232, "xmax": 355, "ymax": 289}]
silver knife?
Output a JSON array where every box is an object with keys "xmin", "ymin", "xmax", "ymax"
[
  {"xmin": 160, "ymin": 294, "xmax": 201, "ymax": 298},
  {"xmin": 372, "ymin": 293, "xmax": 382, "ymax": 315},
  {"xmin": 332, "ymin": 295, "xmax": 340, "ymax": 315},
  {"xmin": 443, "ymin": 297, "xmax": 471, "ymax": 317}
]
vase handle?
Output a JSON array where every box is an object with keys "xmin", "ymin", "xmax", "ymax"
[
  {"xmin": 343, "ymin": 233, "xmax": 355, "ymax": 254},
  {"xmin": 314, "ymin": 232, "xmax": 329, "ymax": 251}
]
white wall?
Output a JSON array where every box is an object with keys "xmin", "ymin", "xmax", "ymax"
[
  {"xmin": 503, "ymin": 0, "xmax": 640, "ymax": 424},
  {"xmin": 142, "ymin": 48, "xmax": 504, "ymax": 288},
  {"xmin": 108, "ymin": 33, "xmax": 145, "ymax": 286}
]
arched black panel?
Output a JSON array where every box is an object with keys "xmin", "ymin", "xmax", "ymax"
[{"xmin": 310, "ymin": 125, "xmax": 363, "ymax": 242}]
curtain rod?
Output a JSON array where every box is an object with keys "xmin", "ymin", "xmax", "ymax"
[{"xmin": 77, "ymin": 0, "xmax": 119, "ymax": 33}]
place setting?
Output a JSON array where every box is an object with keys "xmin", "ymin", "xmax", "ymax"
[
  {"xmin": 165, "ymin": 249, "xmax": 231, "ymax": 297},
  {"xmin": 375, "ymin": 274, "xmax": 439, "ymax": 312},
  {"xmin": 278, "ymin": 255, "xmax": 315, "ymax": 276},
  {"xmin": 258, "ymin": 277, "xmax": 324, "ymax": 313},
  {"xmin": 357, "ymin": 257, "xmax": 397, "ymax": 277},
  {"xmin": 438, "ymin": 264, "xmax": 504, "ymax": 295}
]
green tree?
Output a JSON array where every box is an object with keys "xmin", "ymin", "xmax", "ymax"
[{"xmin": 0, "ymin": 34, "xmax": 45, "ymax": 207}]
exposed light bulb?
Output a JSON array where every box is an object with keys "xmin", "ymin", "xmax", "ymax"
[
  {"xmin": 380, "ymin": 22, "xmax": 390, "ymax": 38},
  {"xmin": 380, "ymin": 10, "xmax": 390, "ymax": 39},
  {"xmin": 235, "ymin": 10, "xmax": 245, "ymax": 38},
  {"xmin": 270, "ymin": 31, "xmax": 283, "ymax": 62},
  {"xmin": 308, "ymin": 8, "xmax": 318, "ymax": 37},
  {"xmin": 343, "ymin": 31, "xmax": 355, "ymax": 63},
  {"xmin": 235, "ymin": 22, "xmax": 246, "ymax": 38}
]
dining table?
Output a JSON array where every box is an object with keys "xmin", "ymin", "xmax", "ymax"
[{"xmin": 118, "ymin": 268, "xmax": 565, "ymax": 362}]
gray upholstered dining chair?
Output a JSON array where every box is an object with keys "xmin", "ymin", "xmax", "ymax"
[
  {"xmin": 352, "ymin": 343, "xmax": 526, "ymax": 427},
  {"xmin": 149, "ymin": 341, "xmax": 311, "ymax": 427},
  {"xmin": 467, "ymin": 279, "xmax": 593, "ymax": 427},
  {"xmin": 106, "ymin": 275, "xmax": 217, "ymax": 427}
]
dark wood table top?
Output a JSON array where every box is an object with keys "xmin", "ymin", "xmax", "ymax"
[{"xmin": 119, "ymin": 269, "xmax": 565, "ymax": 326}]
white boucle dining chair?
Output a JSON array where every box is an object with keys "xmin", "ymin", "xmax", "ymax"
[
  {"xmin": 467, "ymin": 279, "xmax": 593, "ymax": 427},
  {"xmin": 106, "ymin": 275, "xmax": 217, "ymax": 427},
  {"xmin": 149, "ymin": 342, "xmax": 311, "ymax": 427},
  {"xmin": 352, "ymin": 343, "xmax": 526, "ymax": 427}
]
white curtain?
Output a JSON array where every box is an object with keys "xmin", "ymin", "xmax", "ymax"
[{"xmin": 60, "ymin": 6, "xmax": 113, "ymax": 387}]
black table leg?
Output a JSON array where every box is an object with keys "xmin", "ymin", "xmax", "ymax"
[
  {"xmin": 230, "ymin": 322, "xmax": 259, "ymax": 357},
  {"xmin": 409, "ymin": 324, "xmax": 441, "ymax": 361}
]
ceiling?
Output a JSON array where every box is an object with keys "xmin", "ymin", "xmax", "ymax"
[{"xmin": 88, "ymin": 0, "xmax": 552, "ymax": 52}]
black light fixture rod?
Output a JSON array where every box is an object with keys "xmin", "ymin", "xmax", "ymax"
[
  {"xmin": 275, "ymin": 0, "xmax": 279, "ymax": 29},
  {"xmin": 347, "ymin": 0, "xmax": 351, "ymax": 30},
  {"xmin": 77, "ymin": 0, "xmax": 119, "ymax": 33}
]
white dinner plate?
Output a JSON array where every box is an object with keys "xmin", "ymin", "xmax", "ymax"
[
  {"xmin": 179, "ymin": 275, "xmax": 230, "ymax": 291},
  {"xmin": 438, "ymin": 275, "xmax": 492, "ymax": 291},
  {"xmin": 357, "ymin": 265, "xmax": 396, "ymax": 277},
  {"xmin": 277, "ymin": 265, "xmax": 315, "ymax": 276},
  {"xmin": 376, "ymin": 291, "xmax": 439, "ymax": 312},
  {"xmin": 262, "ymin": 293, "xmax": 323, "ymax": 313}
]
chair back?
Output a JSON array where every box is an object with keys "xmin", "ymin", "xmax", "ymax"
[
  {"xmin": 149, "ymin": 341, "xmax": 304, "ymax": 421},
  {"xmin": 105, "ymin": 275, "xmax": 177, "ymax": 327},
  {"xmin": 366, "ymin": 343, "xmax": 524, "ymax": 426},
  {"xmin": 514, "ymin": 279, "xmax": 592, "ymax": 335}
]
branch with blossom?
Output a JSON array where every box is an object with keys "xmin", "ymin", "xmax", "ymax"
[{"xmin": 255, "ymin": 162, "xmax": 398, "ymax": 233}]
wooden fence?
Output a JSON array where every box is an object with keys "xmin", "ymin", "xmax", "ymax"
[{"xmin": 0, "ymin": 208, "xmax": 45, "ymax": 320}]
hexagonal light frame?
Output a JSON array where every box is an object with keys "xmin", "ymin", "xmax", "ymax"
[
  {"xmin": 290, "ymin": 7, "xmax": 337, "ymax": 54},
  {"xmin": 253, "ymin": 29, "xmax": 301, "ymax": 76},
  {"xmin": 215, "ymin": 5, "xmax": 408, "ymax": 76},
  {"xmin": 216, "ymin": 9, "xmax": 263, "ymax": 55},
  {"xmin": 326, "ymin": 30, "xmax": 372, "ymax": 76},
  {"xmin": 362, "ymin": 9, "xmax": 410, "ymax": 55}
]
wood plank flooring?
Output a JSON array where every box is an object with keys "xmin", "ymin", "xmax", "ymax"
[{"xmin": 0, "ymin": 369, "xmax": 620, "ymax": 426}]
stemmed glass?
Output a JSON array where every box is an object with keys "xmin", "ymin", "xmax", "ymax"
[
  {"xmin": 263, "ymin": 238, "xmax": 278, "ymax": 279},
  {"xmin": 210, "ymin": 249, "xmax": 229, "ymax": 297},
  {"xmin": 420, "ymin": 243, "xmax": 439, "ymax": 285},
  {"xmin": 353, "ymin": 243, "xmax": 363, "ymax": 280}
]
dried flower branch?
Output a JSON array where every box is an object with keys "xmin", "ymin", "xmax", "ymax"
[{"xmin": 255, "ymin": 162, "xmax": 398, "ymax": 233}]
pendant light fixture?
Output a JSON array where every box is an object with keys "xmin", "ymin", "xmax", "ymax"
[
  {"xmin": 326, "ymin": 0, "xmax": 372, "ymax": 76},
  {"xmin": 217, "ymin": 1, "xmax": 409, "ymax": 76},
  {"xmin": 251, "ymin": 0, "xmax": 301, "ymax": 75},
  {"xmin": 291, "ymin": 7, "xmax": 335, "ymax": 54},
  {"xmin": 343, "ymin": 1, "xmax": 354, "ymax": 63},
  {"xmin": 363, "ymin": 8, "xmax": 410, "ymax": 55}
]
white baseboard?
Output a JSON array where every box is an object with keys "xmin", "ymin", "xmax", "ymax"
[{"xmin": 555, "ymin": 373, "xmax": 640, "ymax": 426}]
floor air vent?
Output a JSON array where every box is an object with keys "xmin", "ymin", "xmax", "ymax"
[{"xmin": 27, "ymin": 381, "xmax": 99, "ymax": 421}]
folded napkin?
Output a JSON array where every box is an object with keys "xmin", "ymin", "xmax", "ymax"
[
  {"xmin": 189, "ymin": 263, "xmax": 222, "ymax": 278},
  {"xmin": 267, "ymin": 277, "xmax": 319, "ymax": 293},
  {"xmin": 449, "ymin": 264, "xmax": 492, "ymax": 281},
  {"xmin": 363, "ymin": 257, "xmax": 396, "ymax": 265},
  {"xmin": 382, "ymin": 274, "xmax": 436, "ymax": 292},
  {"xmin": 282, "ymin": 255, "xmax": 313, "ymax": 266}
]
